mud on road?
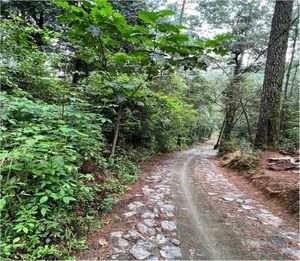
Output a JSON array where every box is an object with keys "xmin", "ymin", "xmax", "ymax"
[{"xmin": 77, "ymin": 139, "xmax": 299, "ymax": 260}]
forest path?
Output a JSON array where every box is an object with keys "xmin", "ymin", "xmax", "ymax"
[
  {"xmin": 77, "ymin": 139, "xmax": 299, "ymax": 260},
  {"xmin": 173, "ymin": 139, "xmax": 299, "ymax": 260}
]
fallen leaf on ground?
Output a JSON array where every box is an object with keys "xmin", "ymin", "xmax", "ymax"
[{"xmin": 98, "ymin": 238, "xmax": 108, "ymax": 246}]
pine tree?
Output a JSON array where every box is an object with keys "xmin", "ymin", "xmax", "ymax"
[{"xmin": 255, "ymin": 0, "xmax": 294, "ymax": 150}]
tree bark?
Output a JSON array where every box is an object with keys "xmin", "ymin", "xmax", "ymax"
[
  {"xmin": 214, "ymin": 118, "xmax": 225, "ymax": 149},
  {"xmin": 110, "ymin": 105, "xmax": 123, "ymax": 157},
  {"xmin": 179, "ymin": 0, "xmax": 186, "ymax": 25},
  {"xmin": 255, "ymin": 0, "xmax": 294, "ymax": 150},
  {"xmin": 221, "ymin": 52, "xmax": 244, "ymax": 142},
  {"xmin": 239, "ymin": 98, "xmax": 252, "ymax": 144},
  {"xmin": 290, "ymin": 62, "xmax": 299, "ymax": 96},
  {"xmin": 284, "ymin": 24, "xmax": 298, "ymax": 99}
]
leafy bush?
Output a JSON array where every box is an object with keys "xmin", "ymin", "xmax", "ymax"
[
  {"xmin": 219, "ymin": 136, "xmax": 253, "ymax": 156},
  {"xmin": 224, "ymin": 150, "xmax": 259, "ymax": 172},
  {"xmin": 99, "ymin": 197, "xmax": 118, "ymax": 214},
  {"xmin": 0, "ymin": 93, "xmax": 117, "ymax": 259}
]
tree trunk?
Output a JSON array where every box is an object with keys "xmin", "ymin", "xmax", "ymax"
[
  {"xmin": 214, "ymin": 118, "xmax": 225, "ymax": 149},
  {"xmin": 255, "ymin": 0, "xmax": 294, "ymax": 150},
  {"xmin": 110, "ymin": 105, "xmax": 123, "ymax": 157},
  {"xmin": 179, "ymin": 0, "xmax": 186, "ymax": 25},
  {"xmin": 290, "ymin": 63, "xmax": 299, "ymax": 96},
  {"xmin": 221, "ymin": 52, "xmax": 244, "ymax": 142},
  {"xmin": 239, "ymin": 98, "xmax": 252, "ymax": 144},
  {"xmin": 284, "ymin": 24, "xmax": 298, "ymax": 99}
]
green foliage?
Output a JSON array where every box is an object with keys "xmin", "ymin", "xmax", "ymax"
[
  {"xmin": 0, "ymin": 93, "xmax": 121, "ymax": 259},
  {"xmin": 281, "ymin": 95, "xmax": 299, "ymax": 152},
  {"xmin": 0, "ymin": 16, "xmax": 61, "ymax": 99},
  {"xmin": 107, "ymin": 156, "xmax": 139, "ymax": 183},
  {"xmin": 224, "ymin": 150, "xmax": 259, "ymax": 172},
  {"xmin": 0, "ymin": 2, "xmax": 230, "ymax": 260},
  {"xmin": 99, "ymin": 196, "xmax": 118, "ymax": 214}
]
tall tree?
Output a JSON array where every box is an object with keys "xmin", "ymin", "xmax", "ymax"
[
  {"xmin": 179, "ymin": 0, "xmax": 186, "ymax": 25},
  {"xmin": 195, "ymin": 0, "xmax": 272, "ymax": 146},
  {"xmin": 284, "ymin": 23, "xmax": 298, "ymax": 99},
  {"xmin": 255, "ymin": 0, "xmax": 294, "ymax": 150}
]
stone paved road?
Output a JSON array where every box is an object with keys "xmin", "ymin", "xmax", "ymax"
[
  {"xmin": 83, "ymin": 139, "xmax": 299, "ymax": 260},
  {"xmin": 173, "ymin": 140, "xmax": 299, "ymax": 260}
]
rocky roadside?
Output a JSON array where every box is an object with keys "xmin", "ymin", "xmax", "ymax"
[
  {"xmin": 76, "ymin": 154, "xmax": 182, "ymax": 260},
  {"xmin": 195, "ymin": 157, "xmax": 299, "ymax": 260},
  {"xmin": 106, "ymin": 159, "xmax": 183, "ymax": 260}
]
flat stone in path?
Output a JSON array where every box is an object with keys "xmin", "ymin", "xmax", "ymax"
[
  {"xmin": 161, "ymin": 220, "xmax": 176, "ymax": 231},
  {"xmin": 222, "ymin": 196, "xmax": 235, "ymax": 202},
  {"xmin": 150, "ymin": 234, "xmax": 167, "ymax": 245},
  {"xmin": 160, "ymin": 246, "xmax": 182, "ymax": 259},
  {"xmin": 129, "ymin": 245, "xmax": 151, "ymax": 260}
]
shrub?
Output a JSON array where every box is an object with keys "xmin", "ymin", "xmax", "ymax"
[
  {"xmin": 225, "ymin": 150, "xmax": 259, "ymax": 172},
  {"xmin": 0, "ymin": 93, "xmax": 114, "ymax": 259}
]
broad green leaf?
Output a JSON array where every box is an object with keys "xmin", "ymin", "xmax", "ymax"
[
  {"xmin": 52, "ymin": 157, "xmax": 64, "ymax": 168},
  {"xmin": 23, "ymin": 227, "xmax": 28, "ymax": 234},
  {"xmin": 0, "ymin": 198, "xmax": 6, "ymax": 211},
  {"xmin": 39, "ymin": 196, "xmax": 48, "ymax": 204},
  {"xmin": 158, "ymin": 10, "xmax": 175, "ymax": 17},
  {"xmin": 138, "ymin": 11, "xmax": 159, "ymax": 25},
  {"xmin": 53, "ymin": 1, "xmax": 70, "ymax": 9},
  {"xmin": 63, "ymin": 196, "xmax": 76, "ymax": 204},
  {"xmin": 41, "ymin": 208, "xmax": 47, "ymax": 216},
  {"xmin": 13, "ymin": 237, "xmax": 20, "ymax": 244}
]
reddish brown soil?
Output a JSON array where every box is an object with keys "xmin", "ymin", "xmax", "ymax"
[{"xmin": 212, "ymin": 150, "xmax": 299, "ymax": 229}]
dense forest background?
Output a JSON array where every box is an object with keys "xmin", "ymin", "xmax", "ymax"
[{"xmin": 0, "ymin": 0, "xmax": 299, "ymax": 259}]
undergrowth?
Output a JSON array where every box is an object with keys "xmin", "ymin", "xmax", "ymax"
[
  {"xmin": 219, "ymin": 137, "xmax": 259, "ymax": 172},
  {"xmin": 0, "ymin": 93, "xmax": 138, "ymax": 259}
]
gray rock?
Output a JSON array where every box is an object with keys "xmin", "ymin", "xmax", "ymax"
[
  {"xmin": 142, "ymin": 187, "xmax": 155, "ymax": 195},
  {"xmin": 241, "ymin": 205, "xmax": 253, "ymax": 210},
  {"xmin": 124, "ymin": 229, "xmax": 144, "ymax": 241},
  {"xmin": 129, "ymin": 245, "xmax": 151, "ymax": 260},
  {"xmin": 282, "ymin": 247, "xmax": 300, "ymax": 259},
  {"xmin": 128, "ymin": 201, "xmax": 144, "ymax": 211},
  {"xmin": 161, "ymin": 220, "xmax": 176, "ymax": 231},
  {"xmin": 116, "ymin": 238, "xmax": 129, "ymax": 249},
  {"xmin": 110, "ymin": 253, "xmax": 131, "ymax": 260},
  {"xmin": 110, "ymin": 231, "xmax": 123, "ymax": 239},
  {"xmin": 160, "ymin": 204, "xmax": 175, "ymax": 213},
  {"xmin": 144, "ymin": 219, "xmax": 156, "ymax": 227},
  {"xmin": 160, "ymin": 246, "xmax": 182, "ymax": 259},
  {"xmin": 222, "ymin": 196, "xmax": 235, "ymax": 202},
  {"xmin": 208, "ymin": 192, "xmax": 216, "ymax": 196},
  {"xmin": 266, "ymin": 236, "xmax": 286, "ymax": 248},
  {"xmin": 137, "ymin": 240, "xmax": 155, "ymax": 250},
  {"xmin": 150, "ymin": 234, "xmax": 167, "ymax": 245},
  {"xmin": 123, "ymin": 211, "xmax": 136, "ymax": 218},
  {"xmin": 243, "ymin": 238, "xmax": 261, "ymax": 249},
  {"xmin": 170, "ymin": 239, "xmax": 181, "ymax": 246},
  {"xmin": 259, "ymin": 208, "xmax": 271, "ymax": 214},
  {"xmin": 137, "ymin": 223, "xmax": 156, "ymax": 236},
  {"xmin": 141, "ymin": 212, "xmax": 156, "ymax": 219},
  {"xmin": 161, "ymin": 212, "xmax": 175, "ymax": 218},
  {"xmin": 137, "ymin": 223, "xmax": 149, "ymax": 235},
  {"xmin": 244, "ymin": 199, "xmax": 256, "ymax": 204},
  {"xmin": 257, "ymin": 213, "xmax": 282, "ymax": 227}
]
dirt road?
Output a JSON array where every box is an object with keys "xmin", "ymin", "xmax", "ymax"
[{"xmin": 77, "ymin": 139, "xmax": 299, "ymax": 260}]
